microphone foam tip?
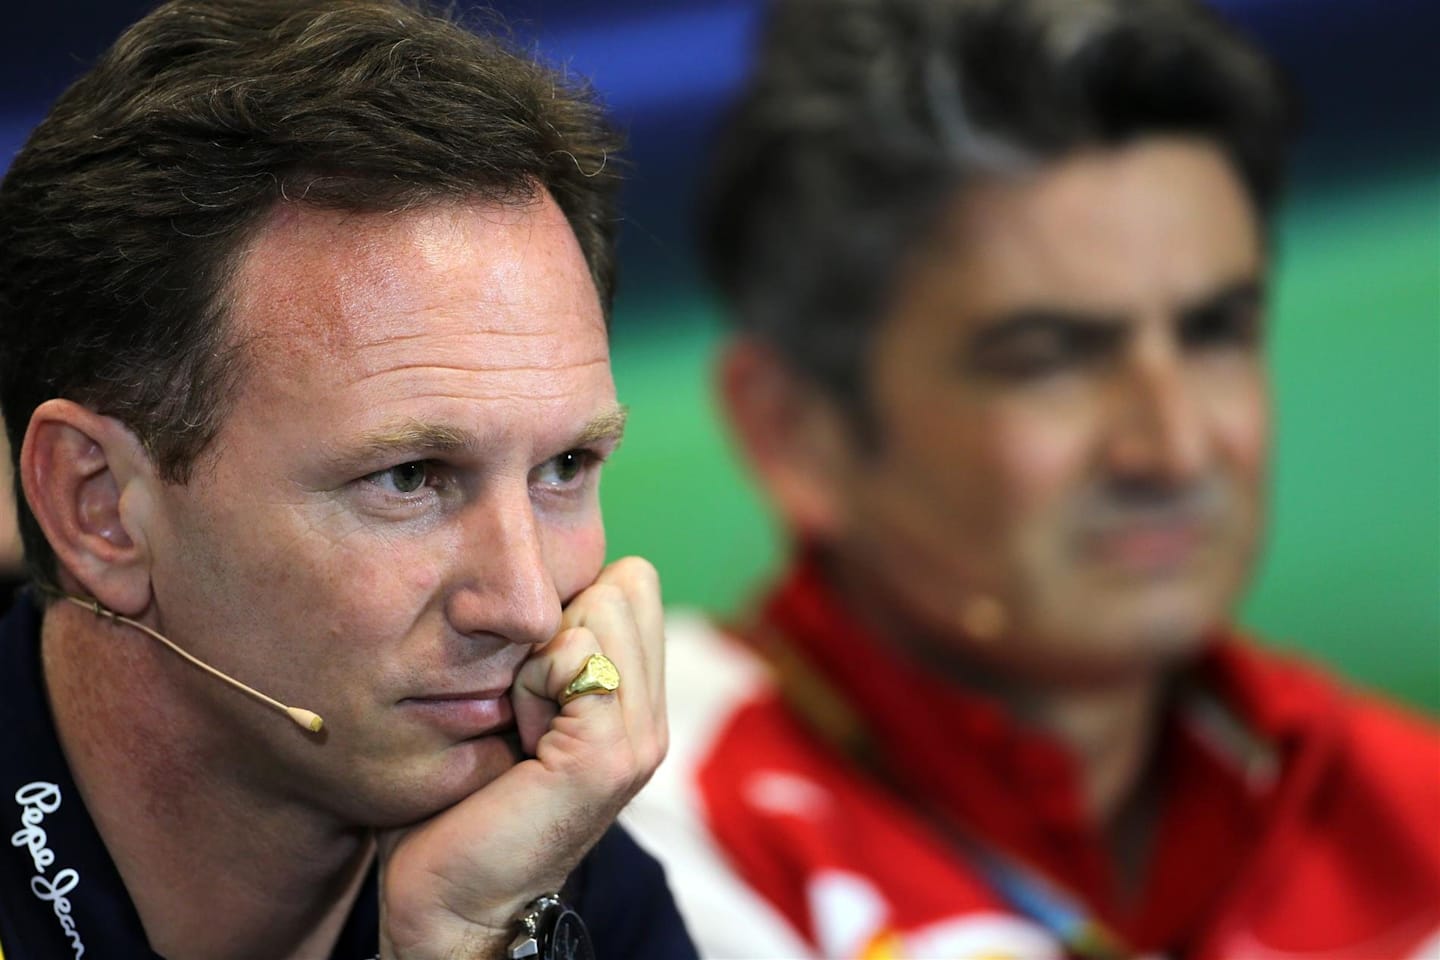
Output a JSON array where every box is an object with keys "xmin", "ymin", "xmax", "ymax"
[{"xmin": 287, "ymin": 707, "xmax": 325, "ymax": 733}]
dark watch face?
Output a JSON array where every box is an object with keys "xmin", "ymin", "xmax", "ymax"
[{"xmin": 546, "ymin": 907, "xmax": 594, "ymax": 960}]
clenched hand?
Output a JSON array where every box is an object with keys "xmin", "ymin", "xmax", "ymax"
[{"xmin": 376, "ymin": 557, "xmax": 668, "ymax": 960}]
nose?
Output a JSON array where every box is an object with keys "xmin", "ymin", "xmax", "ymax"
[
  {"xmin": 445, "ymin": 484, "xmax": 562, "ymax": 649},
  {"xmin": 1103, "ymin": 337, "xmax": 1210, "ymax": 486}
]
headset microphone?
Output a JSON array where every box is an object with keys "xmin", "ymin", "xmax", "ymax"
[{"xmin": 57, "ymin": 593, "xmax": 325, "ymax": 733}]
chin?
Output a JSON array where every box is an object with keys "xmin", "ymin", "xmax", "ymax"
[
  {"xmin": 1007, "ymin": 604, "xmax": 1217, "ymax": 687},
  {"xmin": 1128, "ymin": 618, "xmax": 1215, "ymax": 662},
  {"xmin": 361, "ymin": 735, "xmax": 522, "ymax": 827},
  {"xmin": 434, "ymin": 734, "xmax": 522, "ymax": 798},
  {"xmin": 1082, "ymin": 567, "xmax": 1232, "ymax": 638}
]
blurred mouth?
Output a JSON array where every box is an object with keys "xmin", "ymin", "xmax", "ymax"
[
  {"xmin": 399, "ymin": 689, "xmax": 515, "ymax": 740},
  {"xmin": 1084, "ymin": 521, "xmax": 1208, "ymax": 575}
]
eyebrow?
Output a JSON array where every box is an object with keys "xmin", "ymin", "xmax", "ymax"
[
  {"xmin": 966, "ymin": 277, "xmax": 1266, "ymax": 352},
  {"xmin": 964, "ymin": 308, "xmax": 1126, "ymax": 368},
  {"xmin": 332, "ymin": 404, "xmax": 630, "ymax": 472},
  {"xmin": 573, "ymin": 404, "xmax": 629, "ymax": 447},
  {"xmin": 969, "ymin": 307, "xmax": 1124, "ymax": 345},
  {"xmin": 1176, "ymin": 279, "xmax": 1266, "ymax": 323},
  {"xmin": 344, "ymin": 420, "xmax": 475, "ymax": 465}
]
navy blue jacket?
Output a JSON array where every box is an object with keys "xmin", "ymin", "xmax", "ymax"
[{"xmin": 0, "ymin": 593, "xmax": 697, "ymax": 959}]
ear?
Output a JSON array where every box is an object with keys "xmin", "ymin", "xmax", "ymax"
[
  {"xmin": 20, "ymin": 399, "xmax": 157, "ymax": 616},
  {"xmin": 715, "ymin": 337, "xmax": 856, "ymax": 540}
]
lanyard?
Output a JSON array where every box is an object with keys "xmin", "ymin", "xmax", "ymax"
[{"xmin": 753, "ymin": 628, "xmax": 1138, "ymax": 960}]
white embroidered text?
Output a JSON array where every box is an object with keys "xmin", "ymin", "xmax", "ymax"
[{"xmin": 12, "ymin": 781, "xmax": 86, "ymax": 958}]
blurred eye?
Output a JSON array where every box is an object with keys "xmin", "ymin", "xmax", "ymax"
[
  {"xmin": 971, "ymin": 319, "xmax": 1123, "ymax": 380},
  {"xmin": 984, "ymin": 329, "xmax": 1076, "ymax": 377},
  {"xmin": 366, "ymin": 461, "xmax": 430, "ymax": 495},
  {"xmin": 1181, "ymin": 301, "xmax": 1261, "ymax": 350}
]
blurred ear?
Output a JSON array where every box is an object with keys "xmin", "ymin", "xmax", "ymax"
[
  {"xmin": 716, "ymin": 337, "xmax": 856, "ymax": 540},
  {"xmin": 20, "ymin": 399, "xmax": 156, "ymax": 616}
]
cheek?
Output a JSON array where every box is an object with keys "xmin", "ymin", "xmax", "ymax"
[
  {"xmin": 546, "ymin": 513, "xmax": 607, "ymax": 602},
  {"xmin": 1218, "ymin": 384, "xmax": 1269, "ymax": 483},
  {"xmin": 161, "ymin": 489, "xmax": 295, "ymax": 614},
  {"xmin": 334, "ymin": 536, "xmax": 446, "ymax": 629},
  {"xmin": 1186, "ymin": 359, "xmax": 1267, "ymax": 503},
  {"xmin": 983, "ymin": 396, "xmax": 1099, "ymax": 525},
  {"xmin": 216, "ymin": 496, "xmax": 436, "ymax": 639}
]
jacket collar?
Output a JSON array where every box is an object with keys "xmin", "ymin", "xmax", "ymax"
[{"xmin": 742, "ymin": 550, "xmax": 1338, "ymax": 943}]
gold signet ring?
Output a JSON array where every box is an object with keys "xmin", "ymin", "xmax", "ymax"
[{"xmin": 561, "ymin": 653, "xmax": 621, "ymax": 704}]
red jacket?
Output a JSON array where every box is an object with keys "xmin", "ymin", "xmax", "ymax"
[{"xmin": 624, "ymin": 561, "xmax": 1440, "ymax": 959}]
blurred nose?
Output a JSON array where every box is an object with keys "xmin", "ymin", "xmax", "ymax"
[
  {"xmin": 1104, "ymin": 334, "xmax": 1210, "ymax": 486},
  {"xmin": 446, "ymin": 484, "xmax": 562, "ymax": 649}
]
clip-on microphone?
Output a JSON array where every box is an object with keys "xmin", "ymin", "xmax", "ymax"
[{"xmin": 54, "ymin": 591, "xmax": 324, "ymax": 733}]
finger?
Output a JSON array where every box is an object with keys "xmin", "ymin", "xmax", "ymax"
[
  {"xmin": 512, "ymin": 627, "xmax": 619, "ymax": 754},
  {"xmin": 595, "ymin": 557, "xmax": 667, "ymax": 755},
  {"xmin": 565, "ymin": 558, "xmax": 664, "ymax": 714},
  {"xmin": 561, "ymin": 581, "xmax": 640, "ymax": 689},
  {"xmin": 511, "ymin": 624, "xmax": 652, "ymax": 806},
  {"xmin": 596, "ymin": 557, "xmax": 666, "ymax": 709},
  {"xmin": 513, "ymin": 626, "xmax": 584, "ymax": 753},
  {"xmin": 558, "ymin": 581, "xmax": 657, "ymax": 755},
  {"xmin": 590, "ymin": 556, "xmax": 663, "ymax": 640}
]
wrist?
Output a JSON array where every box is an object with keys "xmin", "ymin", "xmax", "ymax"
[
  {"xmin": 379, "ymin": 918, "xmax": 508, "ymax": 960},
  {"xmin": 380, "ymin": 893, "xmax": 591, "ymax": 960}
]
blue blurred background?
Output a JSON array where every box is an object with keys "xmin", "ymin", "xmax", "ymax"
[{"xmin": 4, "ymin": 0, "xmax": 1437, "ymax": 711}]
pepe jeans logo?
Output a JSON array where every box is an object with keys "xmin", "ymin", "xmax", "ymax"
[{"xmin": 11, "ymin": 782, "xmax": 86, "ymax": 957}]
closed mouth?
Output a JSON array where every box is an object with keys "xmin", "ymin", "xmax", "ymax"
[{"xmin": 400, "ymin": 690, "xmax": 515, "ymax": 738}]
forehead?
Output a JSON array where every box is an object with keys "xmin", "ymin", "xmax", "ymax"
[
  {"xmin": 225, "ymin": 194, "xmax": 605, "ymax": 376},
  {"xmin": 907, "ymin": 137, "xmax": 1263, "ymax": 317}
]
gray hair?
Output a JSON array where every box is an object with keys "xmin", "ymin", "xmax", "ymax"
[{"xmin": 702, "ymin": 0, "xmax": 1293, "ymax": 432}]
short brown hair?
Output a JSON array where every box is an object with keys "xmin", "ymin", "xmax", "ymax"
[{"xmin": 0, "ymin": 0, "xmax": 622, "ymax": 583}]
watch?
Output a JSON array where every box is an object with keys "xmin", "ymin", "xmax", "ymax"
[{"xmin": 507, "ymin": 894, "xmax": 595, "ymax": 960}]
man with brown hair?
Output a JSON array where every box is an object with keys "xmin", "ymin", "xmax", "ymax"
[
  {"xmin": 623, "ymin": 1, "xmax": 1440, "ymax": 957},
  {"xmin": 0, "ymin": 2, "xmax": 694, "ymax": 958}
]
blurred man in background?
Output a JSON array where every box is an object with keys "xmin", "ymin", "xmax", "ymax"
[
  {"xmin": 0, "ymin": 2, "xmax": 694, "ymax": 958},
  {"xmin": 624, "ymin": 0, "xmax": 1440, "ymax": 957}
]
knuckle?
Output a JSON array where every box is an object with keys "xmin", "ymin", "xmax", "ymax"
[
  {"xmin": 595, "ymin": 743, "xmax": 641, "ymax": 796},
  {"xmin": 610, "ymin": 556, "xmax": 660, "ymax": 593},
  {"xmin": 551, "ymin": 728, "xmax": 638, "ymax": 795},
  {"xmin": 581, "ymin": 581, "xmax": 626, "ymax": 609},
  {"xmin": 632, "ymin": 744, "xmax": 662, "ymax": 783},
  {"xmin": 618, "ymin": 722, "xmax": 666, "ymax": 783},
  {"xmin": 551, "ymin": 625, "xmax": 594, "ymax": 655}
]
